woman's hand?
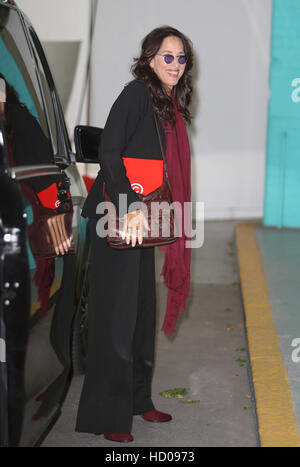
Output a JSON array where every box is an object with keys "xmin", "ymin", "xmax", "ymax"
[
  {"xmin": 47, "ymin": 214, "xmax": 72, "ymax": 256},
  {"xmin": 121, "ymin": 210, "xmax": 149, "ymax": 247}
]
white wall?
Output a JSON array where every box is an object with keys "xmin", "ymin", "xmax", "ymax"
[
  {"xmin": 17, "ymin": 0, "xmax": 90, "ymax": 138},
  {"xmin": 90, "ymin": 0, "xmax": 272, "ymax": 220}
]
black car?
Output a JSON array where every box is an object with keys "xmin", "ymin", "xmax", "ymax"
[{"xmin": 0, "ymin": 0, "xmax": 101, "ymax": 447}]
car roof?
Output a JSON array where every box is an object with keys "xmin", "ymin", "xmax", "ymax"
[{"xmin": 2, "ymin": 1, "xmax": 23, "ymax": 14}]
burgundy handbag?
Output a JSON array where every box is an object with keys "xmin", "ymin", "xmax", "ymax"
[{"xmin": 103, "ymin": 114, "xmax": 177, "ymax": 249}]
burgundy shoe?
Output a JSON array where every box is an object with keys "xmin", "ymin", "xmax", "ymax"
[
  {"xmin": 142, "ymin": 409, "xmax": 172, "ymax": 423},
  {"xmin": 104, "ymin": 433, "xmax": 134, "ymax": 443}
]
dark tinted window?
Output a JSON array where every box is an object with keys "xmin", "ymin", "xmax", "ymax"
[
  {"xmin": 28, "ymin": 28, "xmax": 59, "ymax": 155},
  {"xmin": 0, "ymin": 5, "xmax": 53, "ymax": 167}
]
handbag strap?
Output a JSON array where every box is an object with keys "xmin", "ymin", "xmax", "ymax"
[{"xmin": 153, "ymin": 113, "xmax": 170, "ymax": 182}]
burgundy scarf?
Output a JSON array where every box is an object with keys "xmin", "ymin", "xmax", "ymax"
[{"xmin": 160, "ymin": 94, "xmax": 191, "ymax": 337}]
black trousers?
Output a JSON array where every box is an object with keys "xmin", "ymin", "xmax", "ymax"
[{"xmin": 75, "ymin": 218, "xmax": 156, "ymax": 434}]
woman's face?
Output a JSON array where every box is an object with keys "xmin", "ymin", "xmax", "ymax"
[{"xmin": 149, "ymin": 35, "xmax": 186, "ymax": 93}]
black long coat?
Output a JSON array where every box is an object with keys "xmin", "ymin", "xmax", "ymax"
[
  {"xmin": 76, "ymin": 79, "xmax": 166, "ymax": 435},
  {"xmin": 81, "ymin": 79, "xmax": 166, "ymax": 217}
]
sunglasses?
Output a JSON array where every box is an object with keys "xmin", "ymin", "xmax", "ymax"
[{"xmin": 157, "ymin": 54, "xmax": 187, "ymax": 65}]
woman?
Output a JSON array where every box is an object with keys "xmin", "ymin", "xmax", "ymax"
[{"xmin": 75, "ymin": 26, "xmax": 193, "ymax": 443}]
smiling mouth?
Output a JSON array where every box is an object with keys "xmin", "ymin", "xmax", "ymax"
[{"xmin": 166, "ymin": 70, "xmax": 179, "ymax": 77}]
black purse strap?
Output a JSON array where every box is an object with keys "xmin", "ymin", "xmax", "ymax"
[{"xmin": 153, "ymin": 113, "xmax": 170, "ymax": 182}]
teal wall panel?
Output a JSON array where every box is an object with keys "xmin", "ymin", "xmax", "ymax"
[{"xmin": 264, "ymin": 0, "xmax": 300, "ymax": 227}]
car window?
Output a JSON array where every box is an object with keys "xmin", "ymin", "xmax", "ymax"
[
  {"xmin": 0, "ymin": 5, "xmax": 53, "ymax": 167},
  {"xmin": 28, "ymin": 27, "xmax": 59, "ymax": 156}
]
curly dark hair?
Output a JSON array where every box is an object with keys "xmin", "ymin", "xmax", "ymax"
[{"xmin": 131, "ymin": 26, "xmax": 194, "ymax": 127}]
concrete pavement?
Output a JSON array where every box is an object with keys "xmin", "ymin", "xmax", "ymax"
[{"xmin": 41, "ymin": 220, "xmax": 258, "ymax": 447}]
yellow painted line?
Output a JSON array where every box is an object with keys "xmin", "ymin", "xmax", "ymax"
[{"xmin": 235, "ymin": 222, "xmax": 300, "ymax": 447}]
